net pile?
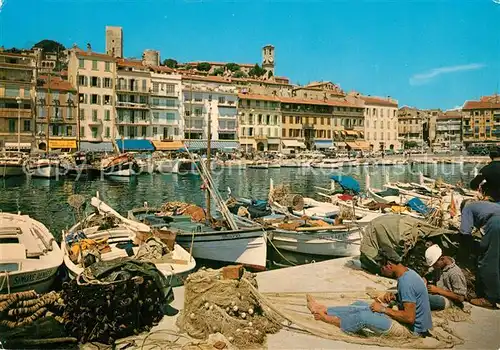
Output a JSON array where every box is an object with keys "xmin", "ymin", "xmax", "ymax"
[
  {"xmin": 176, "ymin": 267, "xmax": 283, "ymax": 348},
  {"xmin": 269, "ymin": 185, "xmax": 304, "ymax": 211},
  {"xmin": 160, "ymin": 202, "xmax": 206, "ymax": 223}
]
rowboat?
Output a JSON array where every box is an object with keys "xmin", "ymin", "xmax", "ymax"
[
  {"xmin": 101, "ymin": 153, "xmax": 140, "ymax": 177},
  {"xmin": 26, "ymin": 157, "xmax": 63, "ymax": 178},
  {"xmin": 0, "ymin": 213, "xmax": 63, "ymax": 293},
  {"xmin": 0, "ymin": 151, "xmax": 26, "ymax": 178}
]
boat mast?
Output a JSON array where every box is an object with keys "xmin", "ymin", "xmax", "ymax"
[
  {"xmin": 206, "ymin": 103, "xmax": 211, "ymax": 219},
  {"xmin": 46, "ymin": 73, "xmax": 51, "ymax": 156}
]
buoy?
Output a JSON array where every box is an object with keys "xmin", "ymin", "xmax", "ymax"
[
  {"xmin": 190, "ymin": 313, "xmax": 195, "ymax": 320},
  {"xmin": 248, "ymin": 308, "xmax": 254, "ymax": 315},
  {"xmin": 248, "ymin": 321, "xmax": 253, "ymax": 327},
  {"xmin": 204, "ymin": 302, "xmax": 210, "ymax": 310},
  {"xmin": 233, "ymin": 305, "xmax": 239, "ymax": 312},
  {"xmin": 240, "ymin": 312, "xmax": 247, "ymax": 319}
]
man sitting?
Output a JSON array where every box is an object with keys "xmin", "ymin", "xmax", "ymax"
[
  {"xmin": 425, "ymin": 244, "xmax": 467, "ymax": 310},
  {"xmin": 307, "ymin": 248, "xmax": 432, "ymax": 336}
]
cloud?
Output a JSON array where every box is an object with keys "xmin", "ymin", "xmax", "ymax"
[
  {"xmin": 0, "ymin": 0, "xmax": 4, "ymax": 13},
  {"xmin": 409, "ymin": 63, "xmax": 485, "ymax": 86}
]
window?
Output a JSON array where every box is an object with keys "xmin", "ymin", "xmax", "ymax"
[
  {"xmin": 327, "ymin": 117, "xmax": 331, "ymax": 125},
  {"xmin": 91, "ymin": 77, "xmax": 100, "ymax": 87},
  {"xmin": 23, "ymin": 120, "xmax": 30, "ymax": 132},
  {"xmin": 90, "ymin": 94, "xmax": 100, "ymax": 104},
  {"xmin": 92, "ymin": 60, "xmax": 98, "ymax": 70},
  {"xmin": 140, "ymin": 111, "xmax": 147, "ymax": 121},
  {"xmin": 105, "ymin": 127, "xmax": 110, "ymax": 138},
  {"xmin": 8, "ymin": 119, "xmax": 16, "ymax": 133},
  {"xmin": 264, "ymin": 101, "xmax": 268, "ymax": 108},
  {"xmin": 79, "ymin": 93, "xmax": 87, "ymax": 104},
  {"xmin": 295, "ymin": 116, "xmax": 300, "ymax": 124},
  {"xmin": 5, "ymin": 86, "xmax": 20, "ymax": 97},
  {"xmin": 334, "ymin": 118, "xmax": 338, "ymax": 126},
  {"xmin": 105, "ymin": 62, "xmax": 110, "ymax": 72},
  {"xmin": 153, "ymin": 112, "xmax": 159, "ymax": 121},
  {"xmin": 374, "ymin": 121, "xmax": 377, "ymax": 128},
  {"xmin": 67, "ymin": 107, "xmax": 73, "ymax": 119},
  {"xmin": 139, "ymin": 126, "xmax": 146, "ymax": 137},
  {"xmin": 152, "ymin": 98, "xmax": 159, "ymax": 106},
  {"xmin": 165, "ymin": 84, "xmax": 175, "ymax": 94},
  {"xmin": 166, "ymin": 113, "xmax": 175, "ymax": 121},
  {"xmin": 104, "ymin": 110, "xmax": 111, "ymax": 121},
  {"xmin": 118, "ymin": 125, "xmax": 124, "ymax": 136},
  {"xmin": 366, "ymin": 120, "xmax": 369, "ymax": 128},
  {"xmin": 104, "ymin": 78, "xmax": 112, "ymax": 88},
  {"xmin": 91, "ymin": 127, "xmax": 98, "ymax": 138},
  {"xmin": 80, "ymin": 126, "xmax": 85, "ymax": 137},
  {"xmin": 166, "ymin": 99, "xmax": 176, "ymax": 107},
  {"xmin": 140, "ymin": 96, "xmax": 147, "ymax": 104},
  {"xmin": 104, "ymin": 95, "xmax": 111, "ymax": 105},
  {"xmin": 78, "ymin": 59, "xmax": 85, "ymax": 68},
  {"xmin": 92, "ymin": 110, "xmax": 98, "ymax": 122},
  {"xmin": 67, "ymin": 126, "xmax": 73, "ymax": 136},
  {"xmin": 142, "ymin": 80, "xmax": 147, "ymax": 92},
  {"xmin": 218, "ymin": 96, "xmax": 225, "ymax": 104},
  {"xmin": 255, "ymin": 100, "xmax": 260, "ymax": 107}
]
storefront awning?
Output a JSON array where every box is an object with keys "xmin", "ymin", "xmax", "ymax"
[
  {"xmin": 267, "ymin": 138, "xmax": 280, "ymax": 145},
  {"xmin": 4, "ymin": 142, "xmax": 31, "ymax": 150},
  {"xmin": 345, "ymin": 130, "xmax": 358, "ymax": 137},
  {"xmin": 282, "ymin": 139, "xmax": 305, "ymax": 148},
  {"xmin": 359, "ymin": 132, "xmax": 365, "ymax": 138},
  {"xmin": 184, "ymin": 140, "xmax": 239, "ymax": 150},
  {"xmin": 49, "ymin": 139, "xmax": 77, "ymax": 149},
  {"xmin": 152, "ymin": 140, "xmax": 185, "ymax": 151},
  {"xmin": 314, "ymin": 140, "xmax": 333, "ymax": 149},
  {"xmin": 80, "ymin": 142, "xmax": 114, "ymax": 152},
  {"xmin": 116, "ymin": 139, "xmax": 154, "ymax": 151},
  {"xmin": 346, "ymin": 141, "xmax": 370, "ymax": 150}
]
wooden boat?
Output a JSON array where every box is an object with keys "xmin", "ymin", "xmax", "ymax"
[
  {"xmin": 101, "ymin": 153, "xmax": 140, "ymax": 177},
  {"xmin": 172, "ymin": 158, "xmax": 198, "ymax": 174},
  {"xmin": 66, "ymin": 152, "xmax": 101, "ymax": 179},
  {"xmin": 248, "ymin": 161, "xmax": 269, "ymax": 169},
  {"xmin": 26, "ymin": 157, "xmax": 63, "ymax": 178},
  {"xmin": 62, "ymin": 197, "xmax": 196, "ymax": 286},
  {"xmin": 0, "ymin": 213, "xmax": 63, "ymax": 293},
  {"xmin": 0, "ymin": 151, "xmax": 26, "ymax": 178},
  {"xmin": 311, "ymin": 159, "xmax": 342, "ymax": 169},
  {"xmin": 128, "ymin": 206, "xmax": 268, "ymax": 271},
  {"xmin": 367, "ymin": 187, "xmax": 401, "ymax": 204}
]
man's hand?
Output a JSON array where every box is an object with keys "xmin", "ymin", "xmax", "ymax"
[
  {"xmin": 370, "ymin": 301, "xmax": 385, "ymax": 313},
  {"xmin": 378, "ymin": 292, "xmax": 396, "ymax": 303},
  {"xmin": 427, "ymin": 284, "xmax": 438, "ymax": 294},
  {"xmin": 313, "ymin": 312, "xmax": 325, "ymax": 321}
]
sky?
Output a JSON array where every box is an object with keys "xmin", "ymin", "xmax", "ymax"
[{"xmin": 0, "ymin": 0, "xmax": 499, "ymax": 109}]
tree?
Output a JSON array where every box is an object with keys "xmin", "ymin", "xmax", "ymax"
[
  {"xmin": 211, "ymin": 67, "xmax": 224, "ymax": 76},
  {"xmin": 225, "ymin": 63, "xmax": 240, "ymax": 72},
  {"xmin": 163, "ymin": 58, "xmax": 178, "ymax": 68},
  {"xmin": 196, "ymin": 62, "xmax": 212, "ymax": 72},
  {"xmin": 248, "ymin": 63, "xmax": 266, "ymax": 78},
  {"xmin": 233, "ymin": 71, "xmax": 247, "ymax": 78},
  {"xmin": 33, "ymin": 40, "xmax": 65, "ymax": 53},
  {"xmin": 404, "ymin": 140, "xmax": 418, "ymax": 149}
]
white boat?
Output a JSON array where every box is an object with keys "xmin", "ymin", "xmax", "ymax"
[
  {"xmin": 248, "ymin": 161, "xmax": 269, "ymax": 169},
  {"xmin": 172, "ymin": 158, "xmax": 198, "ymax": 174},
  {"xmin": 367, "ymin": 187, "xmax": 402, "ymax": 204},
  {"xmin": 0, "ymin": 213, "xmax": 63, "ymax": 293},
  {"xmin": 26, "ymin": 158, "xmax": 63, "ymax": 178},
  {"xmin": 101, "ymin": 153, "xmax": 140, "ymax": 177},
  {"xmin": 268, "ymin": 162, "xmax": 281, "ymax": 169},
  {"xmin": 0, "ymin": 151, "xmax": 26, "ymax": 178},
  {"xmin": 62, "ymin": 198, "xmax": 196, "ymax": 286},
  {"xmin": 311, "ymin": 159, "xmax": 342, "ymax": 169}
]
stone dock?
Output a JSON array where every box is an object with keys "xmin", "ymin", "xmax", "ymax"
[{"xmin": 112, "ymin": 258, "xmax": 500, "ymax": 349}]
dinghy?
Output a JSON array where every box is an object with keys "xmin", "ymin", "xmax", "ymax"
[
  {"xmin": 0, "ymin": 151, "xmax": 26, "ymax": 178},
  {"xmin": 0, "ymin": 213, "xmax": 63, "ymax": 293}
]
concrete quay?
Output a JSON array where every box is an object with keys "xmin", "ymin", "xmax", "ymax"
[{"xmin": 106, "ymin": 258, "xmax": 500, "ymax": 349}]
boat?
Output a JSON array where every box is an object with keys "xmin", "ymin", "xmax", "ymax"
[
  {"xmin": 101, "ymin": 153, "xmax": 140, "ymax": 177},
  {"xmin": 248, "ymin": 161, "xmax": 269, "ymax": 169},
  {"xmin": 311, "ymin": 159, "xmax": 342, "ymax": 169},
  {"xmin": 0, "ymin": 213, "xmax": 63, "ymax": 293},
  {"xmin": 26, "ymin": 157, "xmax": 64, "ymax": 178},
  {"xmin": 62, "ymin": 197, "xmax": 196, "ymax": 286},
  {"xmin": 367, "ymin": 187, "xmax": 401, "ymax": 204},
  {"xmin": 268, "ymin": 162, "xmax": 281, "ymax": 169},
  {"xmin": 172, "ymin": 158, "xmax": 198, "ymax": 174},
  {"xmin": 0, "ymin": 151, "xmax": 26, "ymax": 178},
  {"xmin": 128, "ymin": 205, "xmax": 268, "ymax": 271}
]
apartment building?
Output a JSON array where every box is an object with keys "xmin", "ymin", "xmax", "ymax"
[
  {"xmin": 434, "ymin": 110, "xmax": 462, "ymax": 149},
  {"xmin": 332, "ymin": 101, "xmax": 367, "ymax": 151},
  {"xmin": 0, "ymin": 51, "xmax": 36, "ymax": 150},
  {"xmin": 237, "ymin": 93, "xmax": 281, "ymax": 152},
  {"xmin": 182, "ymin": 75, "xmax": 238, "ymax": 149},
  {"xmin": 462, "ymin": 95, "xmax": 500, "ymax": 147},
  {"xmin": 68, "ymin": 47, "xmax": 116, "ymax": 151},
  {"xmin": 35, "ymin": 75, "xmax": 78, "ymax": 151},
  {"xmin": 360, "ymin": 95, "xmax": 400, "ymax": 151},
  {"xmin": 293, "ymin": 81, "xmax": 345, "ymax": 100},
  {"xmin": 397, "ymin": 106, "xmax": 432, "ymax": 148},
  {"xmin": 149, "ymin": 66, "xmax": 183, "ymax": 141},
  {"xmin": 115, "ymin": 59, "xmax": 151, "ymax": 140}
]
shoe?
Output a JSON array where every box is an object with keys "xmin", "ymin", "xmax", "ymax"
[{"xmin": 470, "ymin": 298, "xmax": 498, "ymax": 310}]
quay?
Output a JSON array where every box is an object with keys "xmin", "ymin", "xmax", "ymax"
[{"xmin": 102, "ymin": 258, "xmax": 500, "ymax": 350}]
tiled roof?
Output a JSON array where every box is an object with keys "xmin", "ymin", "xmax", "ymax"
[
  {"xmin": 117, "ymin": 58, "xmax": 147, "ymax": 68},
  {"xmin": 279, "ymin": 96, "xmax": 357, "ymax": 107},
  {"xmin": 186, "ymin": 61, "xmax": 255, "ymax": 68},
  {"xmin": 237, "ymin": 93, "xmax": 280, "ymax": 102},
  {"xmin": 149, "ymin": 65, "xmax": 175, "ymax": 73},
  {"xmin": 232, "ymin": 77, "xmax": 291, "ymax": 86},
  {"xmin": 38, "ymin": 76, "xmax": 76, "ymax": 91},
  {"xmin": 360, "ymin": 96, "xmax": 398, "ymax": 107},
  {"xmin": 463, "ymin": 100, "xmax": 500, "ymax": 110},
  {"xmin": 73, "ymin": 48, "xmax": 115, "ymax": 61},
  {"xmin": 182, "ymin": 74, "xmax": 233, "ymax": 84}
]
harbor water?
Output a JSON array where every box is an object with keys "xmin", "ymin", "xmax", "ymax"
[{"xmin": 0, "ymin": 163, "xmax": 478, "ymax": 241}]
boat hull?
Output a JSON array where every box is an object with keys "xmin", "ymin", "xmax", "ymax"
[
  {"xmin": 0, "ymin": 164, "xmax": 24, "ymax": 177},
  {"xmin": 29, "ymin": 164, "xmax": 60, "ymax": 178},
  {"xmin": 176, "ymin": 229, "xmax": 267, "ymax": 271},
  {"xmin": 103, "ymin": 161, "xmax": 140, "ymax": 177},
  {"xmin": 0, "ymin": 266, "xmax": 59, "ymax": 294}
]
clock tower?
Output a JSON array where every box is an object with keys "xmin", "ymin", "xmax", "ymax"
[{"xmin": 262, "ymin": 45, "xmax": 275, "ymax": 78}]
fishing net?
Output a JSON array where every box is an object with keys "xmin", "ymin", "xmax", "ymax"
[
  {"xmin": 176, "ymin": 267, "xmax": 283, "ymax": 348},
  {"xmin": 269, "ymin": 185, "xmax": 305, "ymax": 211},
  {"xmin": 160, "ymin": 202, "xmax": 206, "ymax": 223}
]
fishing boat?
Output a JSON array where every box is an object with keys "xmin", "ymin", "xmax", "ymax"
[
  {"xmin": 248, "ymin": 161, "xmax": 269, "ymax": 169},
  {"xmin": 0, "ymin": 213, "xmax": 63, "ymax": 293},
  {"xmin": 62, "ymin": 197, "xmax": 196, "ymax": 286},
  {"xmin": 0, "ymin": 151, "xmax": 26, "ymax": 178},
  {"xmin": 101, "ymin": 153, "xmax": 140, "ymax": 177},
  {"xmin": 26, "ymin": 157, "xmax": 63, "ymax": 178},
  {"xmin": 128, "ymin": 205, "xmax": 268, "ymax": 271},
  {"xmin": 367, "ymin": 187, "xmax": 401, "ymax": 204},
  {"xmin": 65, "ymin": 152, "xmax": 101, "ymax": 179},
  {"xmin": 172, "ymin": 158, "xmax": 198, "ymax": 174},
  {"xmin": 311, "ymin": 159, "xmax": 342, "ymax": 169}
]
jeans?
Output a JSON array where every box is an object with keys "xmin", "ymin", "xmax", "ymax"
[
  {"xmin": 326, "ymin": 301, "xmax": 392, "ymax": 334},
  {"xmin": 428, "ymin": 294, "xmax": 447, "ymax": 310}
]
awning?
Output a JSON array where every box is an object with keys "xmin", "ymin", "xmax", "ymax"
[
  {"xmin": 80, "ymin": 142, "xmax": 114, "ymax": 152},
  {"xmin": 152, "ymin": 140, "xmax": 185, "ymax": 151},
  {"xmin": 314, "ymin": 140, "xmax": 333, "ymax": 149},
  {"xmin": 282, "ymin": 139, "xmax": 303, "ymax": 148},
  {"xmin": 49, "ymin": 139, "xmax": 77, "ymax": 149},
  {"xmin": 116, "ymin": 139, "xmax": 154, "ymax": 151},
  {"xmin": 4, "ymin": 142, "xmax": 31, "ymax": 150},
  {"xmin": 359, "ymin": 132, "xmax": 365, "ymax": 138},
  {"xmin": 345, "ymin": 141, "xmax": 370, "ymax": 150},
  {"xmin": 345, "ymin": 130, "xmax": 358, "ymax": 137},
  {"xmin": 267, "ymin": 138, "xmax": 280, "ymax": 145},
  {"xmin": 184, "ymin": 140, "xmax": 239, "ymax": 150}
]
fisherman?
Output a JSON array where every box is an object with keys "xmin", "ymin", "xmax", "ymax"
[
  {"xmin": 424, "ymin": 244, "xmax": 467, "ymax": 310},
  {"xmin": 460, "ymin": 200, "xmax": 500, "ymax": 309},
  {"xmin": 307, "ymin": 248, "xmax": 432, "ymax": 336},
  {"xmin": 470, "ymin": 146, "xmax": 500, "ymax": 202}
]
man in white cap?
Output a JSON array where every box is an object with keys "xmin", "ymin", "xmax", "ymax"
[{"xmin": 425, "ymin": 244, "xmax": 467, "ymax": 310}]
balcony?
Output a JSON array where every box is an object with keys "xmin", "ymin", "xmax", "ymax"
[
  {"xmin": 152, "ymin": 119, "xmax": 179, "ymax": 126},
  {"xmin": 116, "ymin": 118, "xmax": 151, "ymax": 126},
  {"xmin": 151, "ymin": 89, "xmax": 178, "ymax": 98},
  {"xmin": 116, "ymin": 85, "xmax": 150, "ymax": 94},
  {"xmin": 88, "ymin": 119, "xmax": 103, "ymax": 126},
  {"xmin": 86, "ymin": 135, "xmax": 103, "ymax": 142},
  {"xmin": 116, "ymin": 101, "xmax": 149, "ymax": 109},
  {"xmin": 217, "ymin": 100, "xmax": 237, "ymax": 107},
  {"xmin": 150, "ymin": 103, "xmax": 178, "ymax": 110},
  {"xmin": 0, "ymin": 108, "xmax": 31, "ymax": 118},
  {"xmin": 184, "ymin": 99, "xmax": 205, "ymax": 105},
  {"xmin": 185, "ymin": 126, "xmax": 205, "ymax": 131}
]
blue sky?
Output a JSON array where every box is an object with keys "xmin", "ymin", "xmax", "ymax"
[{"xmin": 1, "ymin": 0, "xmax": 499, "ymax": 109}]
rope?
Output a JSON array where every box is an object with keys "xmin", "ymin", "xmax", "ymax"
[
  {"xmin": 267, "ymin": 233, "xmax": 297, "ymax": 266},
  {"xmin": 0, "ymin": 271, "xmax": 10, "ymax": 294}
]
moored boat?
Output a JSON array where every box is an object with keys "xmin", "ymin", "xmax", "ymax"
[
  {"xmin": 0, "ymin": 213, "xmax": 63, "ymax": 293},
  {"xmin": 101, "ymin": 153, "xmax": 140, "ymax": 177},
  {"xmin": 0, "ymin": 151, "xmax": 26, "ymax": 178},
  {"xmin": 26, "ymin": 157, "xmax": 63, "ymax": 178}
]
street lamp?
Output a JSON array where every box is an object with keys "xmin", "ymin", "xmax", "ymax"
[{"xmin": 16, "ymin": 96, "xmax": 22, "ymax": 153}]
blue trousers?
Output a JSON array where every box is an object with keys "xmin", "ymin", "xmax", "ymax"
[
  {"xmin": 428, "ymin": 294, "xmax": 447, "ymax": 311},
  {"xmin": 326, "ymin": 301, "xmax": 392, "ymax": 334}
]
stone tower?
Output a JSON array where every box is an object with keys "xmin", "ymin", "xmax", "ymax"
[
  {"xmin": 262, "ymin": 45, "xmax": 275, "ymax": 78},
  {"xmin": 105, "ymin": 26, "xmax": 123, "ymax": 58}
]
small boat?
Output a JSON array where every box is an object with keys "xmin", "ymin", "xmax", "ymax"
[
  {"xmin": 0, "ymin": 151, "xmax": 26, "ymax": 178},
  {"xmin": 101, "ymin": 153, "xmax": 140, "ymax": 177},
  {"xmin": 311, "ymin": 159, "xmax": 342, "ymax": 169},
  {"xmin": 268, "ymin": 162, "xmax": 281, "ymax": 169},
  {"xmin": 62, "ymin": 197, "xmax": 196, "ymax": 286},
  {"xmin": 172, "ymin": 158, "xmax": 198, "ymax": 174},
  {"xmin": 26, "ymin": 157, "xmax": 63, "ymax": 178},
  {"xmin": 0, "ymin": 213, "xmax": 63, "ymax": 293},
  {"xmin": 248, "ymin": 161, "xmax": 269, "ymax": 169},
  {"xmin": 128, "ymin": 205, "xmax": 268, "ymax": 271},
  {"xmin": 367, "ymin": 187, "xmax": 401, "ymax": 204}
]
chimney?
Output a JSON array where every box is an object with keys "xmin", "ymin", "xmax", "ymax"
[{"xmin": 86, "ymin": 43, "xmax": 92, "ymax": 52}]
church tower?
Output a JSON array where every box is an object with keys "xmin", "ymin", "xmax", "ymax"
[{"xmin": 262, "ymin": 45, "xmax": 275, "ymax": 78}]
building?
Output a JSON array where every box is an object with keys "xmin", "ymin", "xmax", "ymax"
[
  {"xmin": 67, "ymin": 47, "xmax": 116, "ymax": 151},
  {"xmin": 106, "ymin": 26, "xmax": 123, "ymax": 58},
  {"xmin": 261, "ymin": 45, "xmax": 275, "ymax": 79},
  {"xmin": 359, "ymin": 95, "xmax": 400, "ymax": 151},
  {"xmin": 293, "ymin": 81, "xmax": 345, "ymax": 100},
  {"xmin": 397, "ymin": 106, "xmax": 433, "ymax": 148},
  {"xmin": 149, "ymin": 65, "xmax": 183, "ymax": 141},
  {"xmin": 462, "ymin": 95, "xmax": 500, "ymax": 147},
  {"xmin": 434, "ymin": 110, "xmax": 462, "ymax": 149},
  {"xmin": 35, "ymin": 75, "xmax": 78, "ymax": 151},
  {"xmin": 0, "ymin": 51, "xmax": 36, "ymax": 150},
  {"xmin": 237, "ymin": 92, "xmax": 281, "ymax": 152}
]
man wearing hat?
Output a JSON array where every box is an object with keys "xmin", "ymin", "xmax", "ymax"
[
  {"xmin": 424, "ymin": 244, "xmax": 467, "ymax": 310},
  {"xmin": 470, "ymin": 146, "xmax": 500, "ymax": 202}
]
